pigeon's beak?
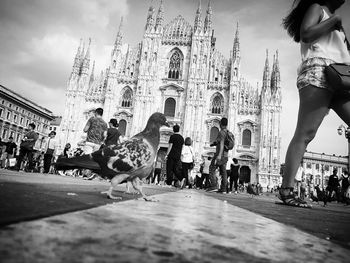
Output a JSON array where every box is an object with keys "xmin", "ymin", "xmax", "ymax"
[{"xmin": 164, "ymin": 121, "xmax": 170, "ymax": 127}]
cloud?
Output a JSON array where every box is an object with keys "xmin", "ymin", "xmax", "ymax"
[{"xmin": 0, "ymin": 0, "xmax": 348, "ymax": 158}]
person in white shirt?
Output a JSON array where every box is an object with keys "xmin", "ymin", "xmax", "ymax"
[
  {"xmin": 43, "ymin": 131, "xmax": 57, "ymax": 173},
  {"xmin": 180, "ymin": 137, "xmax": 195, "ymax": 189}
]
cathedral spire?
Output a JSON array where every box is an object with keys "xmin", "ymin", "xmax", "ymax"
[
  {"xmin": 194, "ymin": 0, "xmax": 202, "ymax": 33},
  {"xmin": 271, "ymin": 50, "xmax": 281, "ymax": 94},
  {"xmin": 155, "ymin": 0, "xmax": 164, "ymax": 30},
  {"xmin": 115, "ymin": 17, "xmax": 123, "ymax": 47},
  {"xmin": 262, "ymin": 49, "xmax": 270, "ymax": 91},
  {"xmin": 89, "ymin": 60, "xmax": 95, "ymax": 86},
  {"xmin": 233, "ymin": 22, "xmax": 240, "ymax": 61},
  {"xmin": 71, "ymin": 38, "xmax": 83, "ymax": 76},
  {"xmin": 145, "ymin": 0, "xmax": 155, "ymax": 31},
  {"xmin": 82, "ymin": 38, "xmax": 91, "ymax": 75},
  {"xmin": 204, "ymin": 0, "xmax": 212, "ymax": 33}
]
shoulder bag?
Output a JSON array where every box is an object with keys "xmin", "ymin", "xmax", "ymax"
[{"xmin": 325, "ymin": 27, "xmax": 350, "ymax": 93}]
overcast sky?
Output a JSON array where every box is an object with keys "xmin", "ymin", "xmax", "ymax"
[{"xmin": 0, "ymin": 0, "xmax": 349, "ymax": 160}]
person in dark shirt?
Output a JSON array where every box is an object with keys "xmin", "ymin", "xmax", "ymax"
[
  {"xmin": 15, "ymin": 123, "xmax": 38, "ymax": 172},
  {"xmin": 104, "ymin": 118, "xmax": 121, "ymax": 147},
  {"xmin": 1, "ymin": 136, "xmax": 17, "ymax": 168},
  {"xmin": 165, "ymin": 124, "xmax": 184, "ymax": 186},
  {"xmin": 340, "ymin": 170, "xmax": 350, "ymax": 205},
  {"xmin": 229, "ymin": 158, "xmax": 240, "ymax": 194},
  {"xmin": 327, "ymin": 168, "xmax": 340, "ymax": 202}
]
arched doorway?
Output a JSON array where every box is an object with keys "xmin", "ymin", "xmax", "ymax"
[
  {"xmin": 164, "ymin": 98, "xmax": 176, "ymax": 117},
  {"xmin": 239, "ymin": 166, "xmax": 251, "ymax": 183},
  {"xmin": 119, "ymin": 119, "xmax": 127, "ymax": 136}
]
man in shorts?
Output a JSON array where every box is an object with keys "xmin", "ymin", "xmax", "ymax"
[
  {"xmin": 83, "ymin": 108, "xmax": 108, "ymax": 154},
  {"xmin": 82, "ymin": 108, "xmax": 108, "ymax": 179}
]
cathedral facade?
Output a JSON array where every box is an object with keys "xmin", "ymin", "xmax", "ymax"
[{"xmin": 60, "ymin": 1, "xmax": 282, "ymax": 188}]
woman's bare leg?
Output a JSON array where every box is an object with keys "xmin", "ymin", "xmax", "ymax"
[
  {"xmin": 282, "ymin": 86, "xmax": 333, "ymax": 189},
  {"xmin": 331, "ymin": 94, "xmax": 350, "ymax": 126}
]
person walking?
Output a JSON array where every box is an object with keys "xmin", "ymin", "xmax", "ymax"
[
  {"xmin": 43, "ymin": 131, "xmax": 57, "ymax": 173},
  {"xmin": 15, "ymin": 123, "xmax": 38, "ymax": 172},
  {"xmin": 340, "ymin": 170, "xmax": 350, "ymax": 205},
  {"xmin": 165, "ymin": 124, "xmax": 184, "ymax": 187},
  {"xmin": 82, "ymin": 108, "xmax": 108, "ymax": 179},
  {"xmin": 229, "ymin": 158, "xmax": 240, "ymax": 194},
  {"xmin": 83, "ymin": 108, "xmax": 108, "ymax": 154},
  {"xmin": 207, "ymin": 117, "xmax": 229, "ymax": 193},
  {"xmin": 104, "ymin": 118, "xmax": 121, "ymax": 147},
  {"xmin": 1, "ymin": 136, "xmax": 17, "ymax": 169},
  {"xmin": 327, "ymin": 168, "xmax": 340, "ymax": 202},
  {"xmin": 181, "ymin": 137, "xmax": 195, "ymax": 189},
  {"xmin": 279, "ymin": 0, "xmax": 350, "ymax": 207}
]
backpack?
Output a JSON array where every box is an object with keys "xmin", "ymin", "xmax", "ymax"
[{"xmin": 224, "ymin": 130, "xmax": 235, "ymax": 151}]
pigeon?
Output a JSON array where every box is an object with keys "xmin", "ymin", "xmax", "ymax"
[
  {"xmin": 55, "ymin": 112, "xmax": 169, "ymax": 201},
  {"xmin": 247, "ymin": 183, "xmax": 258, "ymax": 197}
]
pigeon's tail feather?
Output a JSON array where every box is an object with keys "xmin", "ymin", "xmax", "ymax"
[{"xmin": 55, "ymin": 155, "xmax": 101, "ymax": 171}]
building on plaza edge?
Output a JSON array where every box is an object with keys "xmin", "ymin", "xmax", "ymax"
[
  {"xmin": 0, "ymin": 85, "xmax": 54, "ymax": 153},
  {"xmin": 59, "ymin": 1, "xmax": 282, "ymax": 188}
]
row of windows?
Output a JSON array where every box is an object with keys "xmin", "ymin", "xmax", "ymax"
[
  {"xmin": 0, "ymin": 108, "xmax": 48, "ymax": 133},
  {"xmin": 1, "ymin": 100, "xmax": 48, "ymax": 123},
  {"xmin": 304, "ymin": 162, "xmax": 343, "ymax": 172}
]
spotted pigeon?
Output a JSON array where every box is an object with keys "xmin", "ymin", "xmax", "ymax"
[{"xmin": 55, "ymin": 112, "xmax": 169, "ymax": 201}]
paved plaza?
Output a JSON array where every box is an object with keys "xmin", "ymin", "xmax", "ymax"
[{"xmin": 0, "ymin": 171, "xmax": 349, "ymax": 262}]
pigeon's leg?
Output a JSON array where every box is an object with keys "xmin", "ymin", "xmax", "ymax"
[
  {"xmin": 131, "ymin": 177, "xmax": 157, "ymax": 202},
  {"xmin": 101, "ymin": 174, "xmax": 129, "ymax": 200}
]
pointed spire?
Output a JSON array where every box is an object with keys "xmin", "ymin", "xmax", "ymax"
[
  {"xmin": 262, "ymin": 49, "xmax": 270, "ymax": 91},
  {"xmin": 271, "ymin": 50, "xmax": 281, "ymax": 94},
  {"xmin": 72, "ymin": 38, "xmax": 83, "ymax": 76},
  {"xmin": 81, "ymin": 38, "xmax": 91, "ymax": 75},
  {"xmin": 155, "ymin": 0, "xmax": 164, "ymax": 30},
  {"xmin": 204, "ymin": 0, "xmax": 212, "ymax": 33},
  {"xmin": 89, "ymin": 60, "xmax": 95, "ymax": 86},
  {"xmin": 146, "ymin": 0, "xmax": 155, "ymax": 30},
  {"xmin": 194, "ymin": 0, "xmax": 202, "ymax": 32},
  {"xmin": 115, "ymin": 17, "xmax": 123, "ymax": 47},
  {"xmin": 233, "ymin": 22, "xmax": 240, "ymax": 60}
]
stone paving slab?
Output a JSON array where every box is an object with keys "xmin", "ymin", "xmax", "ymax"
[{"xmin": 0, "ymin": 190, "xmax": 349, "ymax": 263}]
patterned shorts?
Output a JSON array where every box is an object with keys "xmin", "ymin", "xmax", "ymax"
[{"xmin": 297, "ymin": 57, "xmax": 335, "ymax": 92}]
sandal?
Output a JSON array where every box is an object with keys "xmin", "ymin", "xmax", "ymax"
[{"xmin": 278, "ymin": 187, "xmax": 312, "ymax": 208}]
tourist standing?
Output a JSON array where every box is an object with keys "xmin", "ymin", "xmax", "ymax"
[
  {"xmin": 104, "ymin": 118, "xmax": 121, "ymax": 147},
  {"xmin": 165, "ymin": 124, "xmax": 184, "ymax": 186},
  {"xmin": 181, "ymin": 137, "xmax": 195, "ymax": 189},
  {"xmin": 83, "ymin": 108, "xmax": 108, "ymax": 154},
  {"xmin": 1, "ymin": 136, "xmax": 17, "ymax": 169},
  {"xmin": 229, "ymin": 158, "xmax": 240, "ymax": 194},
  {"xmin": 15, "ymin": 123, "xmax": 38, "ymax": 172},
  {"xmin": 43, "ymin": 131, "xmax": 58, "ymax": 173},
  {"xmin": 207, "ymin": 117, "xmax": 229, "ymax": 193}
]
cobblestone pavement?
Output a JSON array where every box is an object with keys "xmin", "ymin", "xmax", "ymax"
[{"xmin": 0, "ymin": 170, "xmax": 349, "ymax": 262}]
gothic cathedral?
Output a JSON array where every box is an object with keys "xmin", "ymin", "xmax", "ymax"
[{"xmin": 60, "ymin": 1, "xmax": 282, "ymax": 188}]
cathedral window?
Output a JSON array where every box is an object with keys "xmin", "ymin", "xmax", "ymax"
[
  {"xmin": 242, "ymin": 129, "xmax": 252, "ymax": 147},
  {"xmin": 119, "ymin": 119, "xmax": 127, "ymax": 136},
  {"xmin": 121, "ymin": 88, "xmax": 133, "ymax": 108},
  {"xmin": 215, "ymin": 69, "xmax": 219, "ymax": 82},
  {"xmin": 168, "ymin": 50, "xmax": 183, "ymax": 80},
  {"xmin": 211, "ymin": 94, "xmax": 224, "ymax": 114},
  {"xmin": 164, "ymin": 98, "xmax": 176, "ymax": 117},
  {"xmin": 210, "ymin": 126, "xmax": 219, "ymax": 144}
]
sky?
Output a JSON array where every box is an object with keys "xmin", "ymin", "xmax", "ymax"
[{"xmin": 0, "ymin": 0, "xmax": 349, "ymax": 160}]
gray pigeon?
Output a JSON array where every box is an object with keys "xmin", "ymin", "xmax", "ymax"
[{"xmin": 55, "ymin": 112, "xmax": 169, "ymax": 201}]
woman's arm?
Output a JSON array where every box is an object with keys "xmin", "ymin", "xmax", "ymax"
[{"xmin": 300, "ymin": 4, "xmax": 342, "ymax": 43}]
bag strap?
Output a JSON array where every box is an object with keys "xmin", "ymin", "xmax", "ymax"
[
  {"xmin": 189, "ymin": 146, "xmax": 194, "ymax": 161},
  {"xmin": 340, "ymin": 26, "xmax": 350, "ymax": 51}
]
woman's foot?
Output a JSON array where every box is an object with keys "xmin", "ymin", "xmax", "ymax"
[{"xmin": 278, "ymin": 187, "xmax": 312, "ymax": 208}]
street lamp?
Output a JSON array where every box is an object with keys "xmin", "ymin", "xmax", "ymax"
[{"xmin": 337, "ymin": 124, "xmax": 350, "ymax": 172}]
